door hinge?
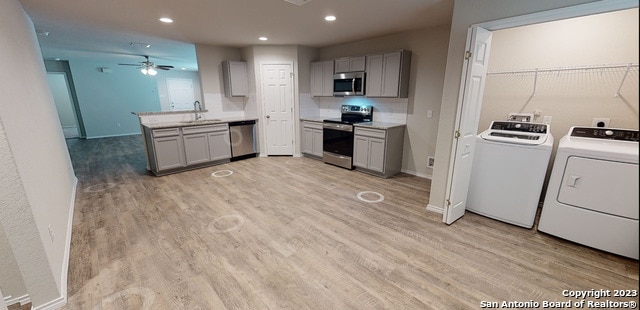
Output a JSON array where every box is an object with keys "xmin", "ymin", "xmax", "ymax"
[
  {"xmin": 464, "ymin": 51, "xmax": 472, "ymax": 60},
  {"xmin": 454, "ymin": 130, "xmax": 461, "ymax": 139}
]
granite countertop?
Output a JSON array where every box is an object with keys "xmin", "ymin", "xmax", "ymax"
[
  {"xmin": 355, "ymin": 122, "xmax": 406, "ymax": 130},
  {"xmin": 300, "ymin": 117, "xmax": 326, "ymax": 122},
  {"xmin": 143, "ymin": 118, "xmax": 258, "ymax": 129}
]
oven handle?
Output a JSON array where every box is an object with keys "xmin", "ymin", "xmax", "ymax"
[{"xmin": 323, "ymin": 122, "xmax": 353, "ymax": 132}]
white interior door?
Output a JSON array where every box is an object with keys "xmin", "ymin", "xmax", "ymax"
[
  {"xmin": 47, "ymin": 72, "xmax": 79, "ymax": 138},
  {"xmin": 262, "ymin": 63, "xmax": 294, "ymax": 155},
  {"xmin": 167, "ymin": 78, "xmax": 195, "ymax": 111},
  {"xmin": 443, "ymin": 26, "xmax": 493, "ymax": 225}
]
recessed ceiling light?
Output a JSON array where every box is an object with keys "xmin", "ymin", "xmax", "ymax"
[
  {"xmin": 130, "ymin": 42, "xmax": 151, "ymax": 48},
  {"xmin": 259, "ymin": 36, "xmax": 268, "ymax": 41},
  {"xmin": 159, "ymin": 17, "xmax": 173, "ymax": 23},
  {"xmin": 324, "ymin": 15, "xmax": 336, "ymax": 21}
]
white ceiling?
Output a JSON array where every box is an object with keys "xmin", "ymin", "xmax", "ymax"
[{"xmin": 19, "ymin": 0, "xmax": 453, "ymax": 71}]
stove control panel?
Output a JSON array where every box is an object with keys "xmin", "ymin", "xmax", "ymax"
[
  {"xmin": 570, "ymin": 127, "xmax": 639, "ymax": 142},
  {"xmin": 489, "ymin": 121, "xmax": 548, "ymax": 134},
  {"xmin": 341, "ymin": 105, "xmax": 373, "ymax": 122}
]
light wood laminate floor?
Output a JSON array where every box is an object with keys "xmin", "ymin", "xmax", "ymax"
[{"xmin": 63, "ymin": 135, "xmax": 638, "ymax": 309}]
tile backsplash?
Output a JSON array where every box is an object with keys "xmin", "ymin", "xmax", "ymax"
[{"xmin": 301, "ymin": 94, "xmax": 408, "ymax": 124}]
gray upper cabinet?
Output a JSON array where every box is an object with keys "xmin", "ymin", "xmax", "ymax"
[
  {"xmin": 334, "ymin": 56, "xmax": 366, "ymax": 73},
  {"xmin": 366, "ymin": 50, "xmax": 411, "ymax": 98},
  {"xmin": 222, "ymin": 60, "xmax": 249, "ymax": 98},
  {"xmin": 310, "ymin": 60, "xmax": 334, "ymax": 97}
]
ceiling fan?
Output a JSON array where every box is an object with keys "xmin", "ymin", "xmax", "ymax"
[{"xmin": 118, "ymin": 55, "xmax": 174, "ymax": 75}]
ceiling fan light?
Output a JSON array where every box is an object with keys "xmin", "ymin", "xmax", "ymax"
[
  {"xmin": 140, "ymin": 68, "xmax": 148, "ymax": 75},
  {"xmin": 148, "ymin": 68, "xmax": 158, "ymax": 76}
]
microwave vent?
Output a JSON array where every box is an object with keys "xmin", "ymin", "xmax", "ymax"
[{"xmin": 282, "ymin": 0, "xmax": 311, "ymax": 6}]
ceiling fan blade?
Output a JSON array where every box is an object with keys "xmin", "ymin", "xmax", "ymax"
[
  {"xmin": 118, "ymin": 63, "xmax": 140, "ymax": 66},
  {"xmin": 156, "ymin": 65, "xmax": 174, "ymax": 68},
  {"xmin": 156, "ymin": 65, "xmax": 174, "ymax": 70}
]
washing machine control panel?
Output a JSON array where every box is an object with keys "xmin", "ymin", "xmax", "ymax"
[
  {"xmin": 570, "ymin": 127, "xmax": 639, "ymax": 142},
  {"xmin": 490, "ymin": 121, "xmax": 548, "ymax": 133}
]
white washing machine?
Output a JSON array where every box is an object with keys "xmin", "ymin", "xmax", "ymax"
[
  {"xmin": 467, "ymin": 121, "xmax": 554, "ymax": 228},
  {"xmin": 538, "ymin": 127, "xmax": 639, "ymax": 259}
]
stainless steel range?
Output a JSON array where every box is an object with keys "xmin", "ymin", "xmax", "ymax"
[{"xmin": 323, "ymin": 105, "xmax": 373, "ymax": 169}]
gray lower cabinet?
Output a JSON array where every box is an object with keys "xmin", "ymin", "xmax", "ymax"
[
  {"xmin": 208, "ymin": 129, "xmax": 231, "ymax": 161},
  {"xmin": 301, "ymin": 121, "xmax": 323, "ymax": 158},
  {"xmin": 151, "ymin": 128, "xmax": 185, "ymax": 171},
  {"xmin": 144, "ymin": 123, "xmax": 231, "ymax": 176},
  {"xmin": 353, "ymin": 126, "xmax": 405, "ymax": 178}
]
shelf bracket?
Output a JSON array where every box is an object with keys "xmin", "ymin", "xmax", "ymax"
[{"xmin": 614, "ymin": 63, "xmax": 632, "ymax": 98}]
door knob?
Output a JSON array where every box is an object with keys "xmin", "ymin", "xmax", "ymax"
[{"xmin": 266, "ymin": 115, "xmax": 270, "ymax": 118}]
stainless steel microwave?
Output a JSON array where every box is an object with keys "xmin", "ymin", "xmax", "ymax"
[{"xmin": 333, "ymin": 72, "xmax": 365, "ymax": 96}]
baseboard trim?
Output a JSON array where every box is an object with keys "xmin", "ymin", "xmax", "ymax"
[
  {"xmin": 400, "ymin": 169, "xmax": 432, "ymax": 179},
  {"xmin": 32, "ymin": 295, "xmax": 65, "ymax": 310},
  {"xmin": 31, "ymin": 178, "xmax": 76, "ymax": 310},
  {"xmin": 3, "ymin": 294, "xmax": 30, "ymax": 308},
  {"xmin": 86, "ymin": 132, "xmax": 140, "ymax": 139},
  {"xmin": 426, "ymin": 203, "xmax": 443, "ymax": 214},
  {"xmin": 60, "ymin": 176, "xmax": 77, "ymax": 304}
]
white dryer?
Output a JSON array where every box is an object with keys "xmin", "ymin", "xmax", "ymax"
[
  {"xmin": 538, "ymin": 127, "xmax": 639, "ymax": 259},
  {"xmin": 467, "ymin": 121, "xmax": 553, "ymax": 228}
]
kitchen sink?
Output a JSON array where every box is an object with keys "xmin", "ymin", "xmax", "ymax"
[{"xmin": 180, "ymin": 119, "xmax": 222, "ymax": 124}]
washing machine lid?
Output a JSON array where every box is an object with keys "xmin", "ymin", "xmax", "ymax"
[{"xmin": 480, "ymin": 121, "xmax": 550, "ymax": 145}]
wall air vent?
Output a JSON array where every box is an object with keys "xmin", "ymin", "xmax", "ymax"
[{"xmin": 282, "ymin": 0, "xmax": 311, "ymax": 6}]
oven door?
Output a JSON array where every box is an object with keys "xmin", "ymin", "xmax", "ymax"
[{"xmin": 322, "ymin": 122, "xmax": 354, "ymax": 169}]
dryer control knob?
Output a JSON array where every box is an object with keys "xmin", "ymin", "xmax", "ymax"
[{"xmin": 605, "ymin": 130, "xmax": 614, "ymax": 136}]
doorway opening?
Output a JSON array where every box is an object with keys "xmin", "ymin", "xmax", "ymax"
[{"xmin": 443, "ymin": 1, "xmax": 638, "ymax": 224}]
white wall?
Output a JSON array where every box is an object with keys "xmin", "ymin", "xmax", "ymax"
[
  {"xmin": 68, "ymin": 59, "xmax": 162, "ymax": 138},
  {"xmin": 195, "ymin": 45, "xmax": 246, "ymax": 120},
  {"xmin": 0, "ymin": 0, "xmax": 77, "ymax": 307},
  {"xmin": 429, "ymin": 0, "xmax": 627, "ymax": 212},
  {"xmin": 479, "ymin": 8, "xmax": 639, "ymax": 139}
]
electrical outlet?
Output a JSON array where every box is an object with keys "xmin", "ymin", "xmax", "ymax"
[
  {"xmin": 591, "ymin": 118, "xmax": 611, "ymax": 128},
  {"xmin": 427, "ymin": 110, "xmax": 433, "ymax": 118},
  {"xmin": 117, "ymin": 122, "xmax": 121, "ymax": 128},
  {"xmin": 427, "ymin": 156, "xmax": 435, "ymax": 168}
]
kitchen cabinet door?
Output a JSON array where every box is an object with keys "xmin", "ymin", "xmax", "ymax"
[
  {"xmin": 302, "ymin": 127, "xmax": 314, "ymax": 154},
  {"xmin": 335, "ymin": 56, "xmax": 366, "ymax": 73},
  {"xmin": 153, "ymin": 135, "xmax": 185, "ymax": 171},
  {"xmin": 222, "ymin": 60, "xmax": 248, "ymax": 97},
  {"xmin": 183, "ymin": 133, "xmax": 210, "ymax": 165},
  {"xmin": 367, "ymin": 137, "xmax": 386, "ymax": 173},
  {"xmin": 310, "ymin": 60, "xmax": 334, "ymax": 97},
  {"xmin": 353, "ymin": 135, "xmax": 370, "ymax": 168},
  {"xmin": 312, "ymin": 128, "xmax": 323, "ymax": 157},
  {"xmin": 208, "ymin": 130, "xmax": 231, "ymax": 161},
  {"xmin": 301, "ymin": 121, "xmax": 323, "ymax": 158},
  {"xmin": 366, "ymin": 50, "xmax": 411, "ymax": 98}
]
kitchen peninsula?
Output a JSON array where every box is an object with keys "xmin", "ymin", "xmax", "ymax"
[{"xmin": 134, "ymin": 111, "xmax": 258, "ymax": 176}]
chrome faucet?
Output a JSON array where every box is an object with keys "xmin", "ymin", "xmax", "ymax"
[{"xmin": 194, "ymin": 100, "xmax": 202, "ymax": 121}]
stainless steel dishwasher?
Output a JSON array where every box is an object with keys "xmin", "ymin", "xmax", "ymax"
[{"xmin": 228, "ymin": 120, "xmax": 257, "ymax": 161}]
